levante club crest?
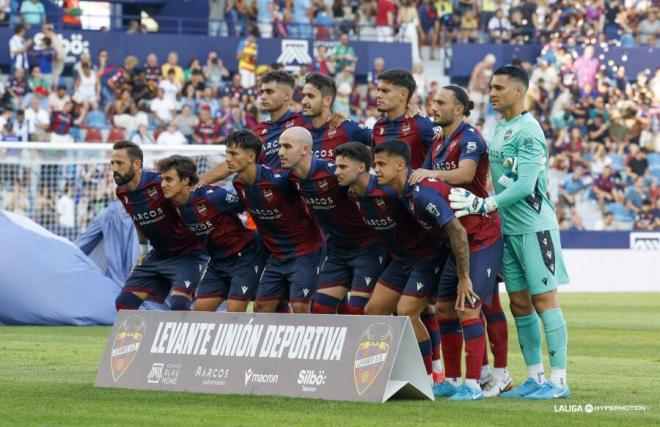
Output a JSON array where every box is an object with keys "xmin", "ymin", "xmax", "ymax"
[
  {"xmin": 110, "ymin": 315, "xmax": 146, "ymax": 382},
  {"xmin": 353, "ymin": 323, "xmax": 393, "ymax": 396}
]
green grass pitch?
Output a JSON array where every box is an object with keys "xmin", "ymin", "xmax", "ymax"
[{"xmin": 1, "ymin": 293, "xmax": 658, "ymax": 426}]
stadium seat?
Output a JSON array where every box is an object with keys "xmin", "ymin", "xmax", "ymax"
[
  {"xmin": 86, "ymin": 110, "xmax": 108, "ymax": 129},
  {"xmin": 107, "ymin": 127, "xmax": 126, "ymax": 144},
  {"xmin": 84, "ymin": 128, "xmax": 104, "ymax": 143},
  {"xmin": 606, "ymin": 203, "xmax": 634, "ymax": 223}
]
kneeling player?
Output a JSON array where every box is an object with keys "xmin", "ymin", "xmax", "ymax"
[
  {"xmin": 111, "ymin": 141, "xmax": 208, "ymax": 311},
  {"xmin": 157, "ymin": 155, "xmax": 267, "ymax": 312},
  {"xmin": 227, "ymin": 129, "xmax": 324, "ymax": 313},
  {"xmin": 279, "ymin": 126, "xmax": 387, "ymax": 314}
]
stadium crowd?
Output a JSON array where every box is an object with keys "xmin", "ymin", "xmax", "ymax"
[{"xmin": 0, "ymin": 1, "xmax": 659, "ymax": 233}]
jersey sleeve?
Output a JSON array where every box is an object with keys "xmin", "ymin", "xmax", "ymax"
[
  {"xmin": 458, "ymin": 132, "xmax": 486, "ymax": 163},
  {"xmin": 416, "ymin": 115, "xmax": 441, "ymax": 147},
  {"xmin": 493, "ymin": 124, "xmax": 545, "ymax": 209},
  {"xmin": 345, "ymin": 120, "xmax": 373, "ymax": 146},
  {"xmin": 204, "ymin": 186, "xmax": 245, "ymax": 214},
  {"xmin": 414, "ymin": 185, "xmax": 455, "ymax": 229},
  {"xmin": 420, "ymin": 148, "xmax": 433, "ymax": 169}
]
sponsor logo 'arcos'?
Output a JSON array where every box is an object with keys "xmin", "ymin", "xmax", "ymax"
[
  {"xmin": 353, "ymin": 323, "xmax": 393, "ymax": 396},
  {"xmin": 110, "ymin": 315, "xmax": 146, "ymax": 382}
]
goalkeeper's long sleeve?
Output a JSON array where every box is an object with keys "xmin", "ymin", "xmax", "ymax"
[{"xmin": 493, "ymin": 134, "xmax": 545, "ymax": 209}]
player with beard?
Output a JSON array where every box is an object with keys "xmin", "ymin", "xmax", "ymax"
[
  {"xmin": 410, "ymin": 86, "xmax": 512, "ymax": 396},
  {"xmin": 278, "ymin": 126, "xmax": 387, "ymax": 315},
  {"xmin": 111, "ymin": 141, "xmax": 208, "ymax": 311}
]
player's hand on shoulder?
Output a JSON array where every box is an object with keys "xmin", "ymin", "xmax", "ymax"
[
  {"xmin": 328, "ymin": 112, "xmax": 347, "ymax": 130},
  {"xmin": 448, "ymin": 188, "xmax": 496, "ymax": 217},
  {"xmin": 409, "ymin": 168, "xmax": 438, "ymax": 185}
]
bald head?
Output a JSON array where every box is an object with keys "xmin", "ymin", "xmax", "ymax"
[{"xmin": 279, "ymin": 126, "xmax": 314, "ymax": 171}]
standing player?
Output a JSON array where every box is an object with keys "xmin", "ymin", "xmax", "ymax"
[
  {"xmin": 226, "ymin": 129, "xmax": 324, "ymax": 313},
  {"xmin": 335, "ymin": 141, "xmax": 459, "ymax": 384},
  {"xmin": 410, "ymin": 85, "xmax": 512, "ymax": 396},
  {"xmin": 111, "ymin": 141, "xmax": 208, "ymax": 311},
  {"xmin": 301, "ymin": 72, "xmax": 372, "ymax": 162},
  {"xmin": 449, "ymin": 65, "xmax": 570, "ymax": 399},
  {"xmin": 372, "ymin": 68, "xmax": 440, "ymax": 168},
  {"xmin": 157, "ymin": 155, "xmax": 267, "ymax": 312},
  {"xmin": 278, "ymin": 126, "xmax": 387, "ymax": 315}
]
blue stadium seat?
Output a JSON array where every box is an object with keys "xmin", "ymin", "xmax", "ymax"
[
  {"xmin": 86, "ymin": 111, "xmax": 108, "ymax": 129},
  {"xmin": 606, "ymin": 203, "xmax": 634, "ymax": 223}
]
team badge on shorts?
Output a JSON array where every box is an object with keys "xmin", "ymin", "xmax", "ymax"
[
  {"xmin": 110, "ymin": 315, "xmax": 146, "ymax": 382},
  {"xmin": 354, "ymin": 323, "xmax": 393, "ymax": 396}
]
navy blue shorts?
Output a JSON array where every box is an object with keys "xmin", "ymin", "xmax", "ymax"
[
  {"xmin": 317, "ymin": 243, "xmax": 388, "ymax": 293},
  {"xmin": 196, "ymin": 240, "xmax": 268, "ymax": 302},
  {"xmin": 437, "ymin": 238, "xmax": 503, "ymax": 307},
  {"xmin": 256, "ymin": 250, "xmax": 323, "ymax": 303},
  {"xmin": 123, "ymin": 250, "xmax": 210, "ymax": 303},
  {"xmin": 378, "ymin": 255, "xmax": 445, "ymax": 299}
]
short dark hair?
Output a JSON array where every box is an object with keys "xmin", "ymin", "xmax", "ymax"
[
  {"xmin": 377, "ymin": 69, "xmax": 416, "ymax": 103},
  {"xmin": 261, "ymin": 70, "xmax": 295, "ymax": 89},
  {"xmin": 225, "ymin": 129, "xmax": 262, "ymax": 159},
  {"xmin": 493, "ymin": 65, "xmax": 530, "ymax": 89},
  {"xmin": 335, "ymin": 142, "xmax": 372, "ymax": 170},
  {"xmin": 15, "ymin": 24, "xmax": 25, "ymax": 34},
  {"xmin": 157, "ymin": 155, "xmax": 199, "ymax": 186},
  {"xmin": 304, "ymin": 72, "xmax": 337, "ymax": 104},
  {"xmin": 372, "ymin": 140, "xmax": 411, "ymax": 166},
  {"xmin": 443, "ymin": 85, "xmax": 474, "ymax": 117},
  {"xmin": 113, "ymin": 140, "xmax": 143, "ymax": 163}
]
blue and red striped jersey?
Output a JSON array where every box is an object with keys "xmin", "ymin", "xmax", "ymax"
[
  {"xmin": 372, "ymin": 114, "xmax": 440, "ymax": 168},
  {"xmin": 349, "ymin": 175, "xmax": 440, "ymax": 261},
  {"xmin": 175, "ymin": 185, "xmax": 255, "ymax": 260},
  {"xmin": 253, "ymin": 110, "xmax": 307, "ymax": 168},
  {"xmin": 307, "ymin": 119, "xmax": 372, "ymax": 162},
  {"xmin": 116, "ymin": 171, "xmax": 202, "ymax": 258},
  {"xmin": 233, "ymin": 165, "xmax": 323, "ymax": 260},
  {"xmin": 290, "ymin": 157, "xmax": 379, "ymax": 250},
  {"xmin": 50, "ymin": 111, "xmax": 73, "ymax": 135}
]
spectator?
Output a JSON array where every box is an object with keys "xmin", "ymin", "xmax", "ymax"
[
  {"xmin": 34, "ymin": 186, "xmax": 57, "ymax": 230},
  {"xmin": 158, "ymin": 69, "xmax": 181, "ymax": 106},
  {"xmin": 150, "ymin": 87, "xmax": 176, "ymax": 127},
  {"xmin": 459, "ymin": 9, "xmax": 480, "ymax": 43},
  {"xmin": 594, "ymin": 211, "xmax": 619, "ymax": 230},
  {"xmin": 6, "ymin": 180, "xmax": 30, "ymax": 216},
  {"xmin": 28, "ymin": 66, "xmax": 50, "ymax": 92},
  {"xmin": 291, "ymin": 0, "xmax": 312, "ymax": 39},
  {"xmin": 30, "ymin": 36, "xmax": 56, "ymax": 89},
  {"xmin": 488, "ymin": 8, "xmax": 512, "ymax": 44},
  {"xmin": 0, "ymin": 0, "xmax": 10, "ymax": 24},
  {"xmin": 110, "ymin": 88, "xmax": 148, "ymax": 134},
  {"xmin": 624, "ymin": 177, "xmax": 648, "ymax": 214},
  {"xmin": 73, "ymin": 62, "xmax": 100, "ymax": 112},
  {"xmin": 314, "ymin": 4, "xmax": 334, "ymax": 40},
  {"xmin": 236, "ymin": 31, "xmax": 258, "ymax": 89},
  {"xmin": 156, "ymin": 123, "xmax": 188, "ymax": 145},
  {"xmin": 161, "ymin": 51, "xmax": 185, "ymax": 86},
  {"xmin": 634, "ymin": 199, "xmax": 655, "ymax": 230},
  {"xmin": 9, "ymin": 24, "xmax": 31, "ymax": 71},
  {"xmin": 42, "ymin": 24, "xmax": 66, "ymax": 87},
  {"xmin": 655, "ymin": 198, "xmax": 660, "ymax": 230},
  {"xmin": 311, "ymin": 45, "xmax": 333, "ymax": 75},
  {"xmin": 24, "ymin": 96, "xmax": 49, "ymax": 141},
  {"xmin": 417, "ymin": 0, "xmax": 438, "ymax": 60},
  {"xmin": 203, "ymin": 51, "xmax": 230, "ymax": 90},
  {"xmin": 49, "ymin": 101, "xmax": 74, "ymax": 143},
  {"xmin": 467, "ymin": 54, "xmax": 496, "ymax": 121},
  {"xmin": 11, "ymin": 109, "xmax": 30, "ymax": 141},
  {"xmin": 175, "ymin": 104, "xmax": 198, "ymax": 142},
  {"xmin": 331, "ymin": 33, "xmax": 357, "ymax": 74},
  {"xmin": 587, "ymin": 113, "xmax": 610, "ymax": 145},
  {"xmin": 593, "ymin": 165, "xmax": 625, "ymax": 211},
  {"xmin": 574, "ymin": 45, "xmax": 600, "ymax": 91},
  {"xmin": 57, "ymin": 182, "xmax": 75, "ymax": 231},
  {"xmin": 626, "ymin": 145, "xmax": 649, "ymax": 181},
  {"xmin": 208, "ymin": 0, "xmax": 227, "ymax": 37},
  {"xmin": 375, "ymin": 0, "xmax": 395, "ymax": 42},
  {"xmin": 48, "ymin": 85, "xmax": 71, "ymax": 112},
  {"xmin": 570, "ymin": 212, "xmax": 586, "ymax": 230},
  {"xmin": 20, "ymin": 0, "xmax": 45, "ymax": 27},
  {"xmin": 367, "ymin": 57, "xmax": 385, "ymax": 88},
  {"xmin": 637, "ymin": 9, "xmax": 660, "ymax": 47},
  {"xmin": 396, "ymin": 0, "xmax": 421, "ymax": 64},
  {"xmin": 192, "ymin": 107, "xmax": 222, "ymax": 144},
  {"xmin": 143, "ymin": 53, "xmax": 161, "ymax": 86},
  {"xmin": 130, "ymin": 123, "xmax": 155, "ymax": 144},
  {"xmin": 197, "ymin": 87, "xmax": 220, "ymax": 117},
  {"xmin": 559, "ymin": 164, "xmax": 590, "ymax": 207}
]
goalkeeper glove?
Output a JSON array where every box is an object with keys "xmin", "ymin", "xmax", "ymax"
[
  {"xmin": 498, "ymin": 155, "xmax": 547, "ymax": 188},
  {"xmin": 448, "ymin": 188, "xmax": 497, "ymax": 218}
]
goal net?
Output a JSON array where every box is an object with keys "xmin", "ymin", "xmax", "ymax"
[{"xmin": 0, "ymin": 142, "xmax": 227, "ymax": 240}]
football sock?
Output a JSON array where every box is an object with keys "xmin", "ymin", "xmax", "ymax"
[
  {"xmin": 275, "ymin": 301, "xmax": 291, "ymax": 313},
  {"xmin": 462, "ymin": 318, "xmax": 486, "ymax": 381},
  {"xmin": 418, "ymin": 339, "xmax": 433, "ymax": 375},
  {"xmin": 346, "ymin": 295, "xmax": 369, "ymax": 315},
  {"xmin": 514, "ymin": 312, "xmax": 543, "ymax": 369},
  {"xmin": 169, "ymin": 295, "xmax": 190, "ymax": 311},
  {"xmin": 482, "ymin": 292, "xmax": 509, "ymax": 368},
  {"xmin": 480, "ymin": 312, "xmax": 489, "ymax": 367},
  {"xmin": 115, "ymin": 292, "xmax": 143, "ymax": 311},
  {"xmin": 420, "ymin": 309, "xmax": 442, "ymax": 371},
  {"xmin": 311, "ymin": 293, "xmax": 341, "ymax": 314},
  {"xmin": 528, "ymin": 363, "xmax": 546, "ymax": 385},
  {"xmin": 439, "ymin": 317, "xmax": 463, "ymax": 379},
  {"xmin": 337, "ymin": 296, "xmax": 351, "ymax": 314},
  {"xmin": 539, "ymin": 308, "xmax": 568, "ymax": 382}
]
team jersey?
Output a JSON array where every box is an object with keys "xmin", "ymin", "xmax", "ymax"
[
  {"xmin": 421, "ymin": 121, "xmax": 492, "ymax": 199},
  {"xmin": 116, "ymin": 171, "xmax": 202, "ymax": 258},
  {"xmin": 373, "ymin": 114, "xmax": 440, "ymax": 168},
  {"xmin": 290, "ymin": 157, "xmax": 379, "ymax": 249},
  {"xmin": 233, "ymin": 165, "xmax": 323, "ymax": 260},
  {"xmin": 253, "ymin": 110, "xmax": 307, "ymax": 168},
  {"xmin": 349, "ymin": 175, "xmax": 440, "ymax": 261},
  {"xmin": 50, "ymin": 111, "xmax": 73, "ymax": 135},
  {"xmin": 175, "ymin": 185, "xmax": 254, "ymax": 260},
  {"xmin": 405, "ymin": 177, "xmax": 501, "ymax": 252},
  {"xmin": 194, "ymin": 120, "xmax": 221, "ymax": 144},
  {"xmin": 307, "ymin": 119, "xmax": 372, "ymax": 162},
  {"xmin": 489, "ymin": 111, "xmax": 558, "ymax": 235}
]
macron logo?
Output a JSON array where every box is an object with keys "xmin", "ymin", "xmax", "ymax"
[
  {"xmin": 244, "ymin": 369, "xmax": 254, "ymax": 386},
  {"xmin": 241, "ymin": 286, "xmax": 248, "ymax": 295},
  {"xmin": 378, "ymin": 256, "xmax": 384, "ymax": 265},
  {"xmin": 184, "ymin": 280, "xmax": 191, "ymax": 288},
  {"xmin": 416, "ymin": 282, "xmax": 424, "ymax": 291},
  {"xmin": 365, "ymin": 277, "xmax": 372, "ymax": 286},
  {"xmin": 302, "ymin": 289, "xmax": 310, "ymax": 297},
  {"xmin": 487, "ymin": 268, "xmax": 491, "ymax": 277}
]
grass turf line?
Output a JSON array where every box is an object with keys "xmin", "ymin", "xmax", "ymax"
[{"xmin": 0, "ymin": 292, "xmax": 658, "ymax": 426}]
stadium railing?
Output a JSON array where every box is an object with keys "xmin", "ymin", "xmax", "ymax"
[{"xmin": 0, "ymin": 142, "xmax": 226, "ymax": 240}]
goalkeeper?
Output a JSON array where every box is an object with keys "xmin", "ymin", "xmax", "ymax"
[{"xmin": 449, "ymin": 65, "xmax": 570, "ymax": 400}]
